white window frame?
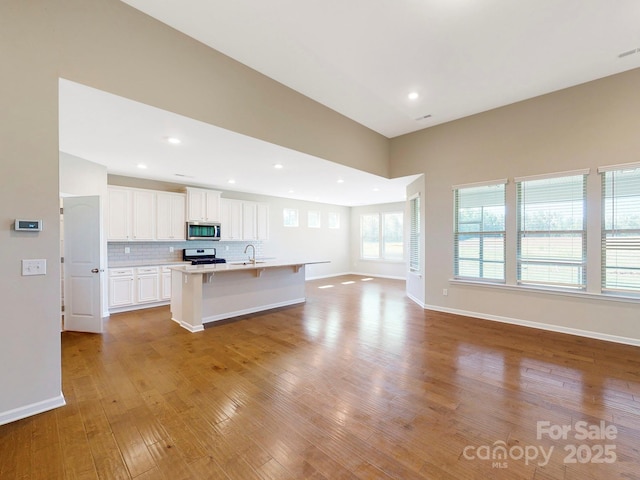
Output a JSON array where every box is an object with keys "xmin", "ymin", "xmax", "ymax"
[
  {"xmin": 283, "ymin": 208, "xmax": 299, "ymax": 227},
  {"xmin": 409, "ymin": 194, "xmax": 421, "ymax": 272},
  {"xmin": 453, "ymin": 179, "xmax": 507, "ymax": 282},
  {"xmin": 515, "ymin": 169, "xmax": 589, "ymax": 290},
  {"xmin": 599, "ymin": 162, "xmax": 640, "ymax": 296},
  {"xmin": 360, "ymin": 211, "xmax": 404, "ymax": 261}
]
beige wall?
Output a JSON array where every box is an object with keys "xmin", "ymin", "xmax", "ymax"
[
  {"xmin": 0, "ymin": 0, "xmax": 387, "ymax": 423},
  {"xmin": 389, "ymin": 68, "xmax": 640, "ymax": 343}
]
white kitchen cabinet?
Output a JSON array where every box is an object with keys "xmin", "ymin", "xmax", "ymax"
[
  {"xmin": 135, "ymin": 266, "xmax": 160, "ymax": 303},
  {"xmin": 256, "ymin": 203, "xmax": 269, "ymax": 240},
  {"xmin": 220, "ymin": 198, "xmax": 243, "ymax": 240},
  {"xmin": 156, "ymin": 192, "xmax": 186, "ymax": 241},
  {"xmin": 107, "ymin": 186, "xmax": 157, "ymax": 241},
  {"xmin": 161, "ymin": 267, "xmax": 172, "ymax": 301},
  {"xmin": 108, "ymin": 268, "xmax": 134, "ymax": 307},
  {"xmin": 107, "ymin": 187, "xmax": 132, "ymax": 241},
  {"xmin": 132, "ymin": 190, "xmax": 156, "ymax": 240},
  {"xmin": 242, "ymin": 201, "xmax": 257, "ymax": 240},
  {"xmin": 221, "ymin": 199, "xmax": 269, "ymax": 241},
  {"xmin": 186, "ymin": 187, "xmax": 221, "ymax": 222}
]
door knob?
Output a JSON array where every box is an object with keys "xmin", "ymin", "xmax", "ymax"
[{"xmin": 91, "ymin": 268, "xmax": 100, "ymax": 273}]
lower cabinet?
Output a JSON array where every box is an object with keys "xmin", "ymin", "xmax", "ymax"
[
  {"xmin": 109, "ymin": 268, "xmax": 134, "ymax": 308},
  {"xmin": 109, "ymin": 265, "xmax": 173, "ymax": 313},
  {"xmin": 136, "ymin": 266, "xmax": 160, "ymax": 303}
]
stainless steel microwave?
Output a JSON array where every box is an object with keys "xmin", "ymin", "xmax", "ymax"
[{"xmin": 186, "ymin": 221, "xmax": 221, "ymax": 241}]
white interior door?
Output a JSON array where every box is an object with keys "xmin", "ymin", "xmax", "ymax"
[{"xmin": 63, "ymin": 196, "xmax": 103, "ymax": 333}]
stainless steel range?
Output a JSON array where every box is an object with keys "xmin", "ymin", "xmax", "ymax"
[{"xmin": 183, "ymin": 248, "xmax": 226, "ymax": 265}]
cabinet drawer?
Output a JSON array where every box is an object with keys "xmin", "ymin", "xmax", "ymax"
[
  {"xmin": 136, "ymin": 266, "xmax": 159, "ymax": 275},
  {"xmin": 110, "ymin": 268, "xmax": 134, "ymax": 277}
]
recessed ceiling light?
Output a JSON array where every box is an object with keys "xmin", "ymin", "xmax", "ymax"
[
  {"xmin": 273, "ymin": 163, "xmax": 284, "ymax": 169},
  {"xmin": 408, "ymin": 92, "xmax": 419, "ymax": 100},
  {"xmin": 228, "ymin": 179, "xmax": 236, "ymax": 184},
  {"xmin": 288, "ymin": 189, "xmax": 295, "ymax": 193},
  {"xmin": 372, "ymin": 187, "xmax": 380, "ymax": 192},
  {"xmin": 166, "ymin": 137, "xmax": 181, "ymax": 145},
  {"xmin": 337, "ymin": 179, "xmax": 345, "ymax": 184},
  {"xmin": 137, "ymin": 163, "xmax": 147, "ymax": 169}
]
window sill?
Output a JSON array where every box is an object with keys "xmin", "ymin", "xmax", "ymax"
[{"xmin": 449, "ymin": 279, "xmax": 640, "ymax": 304}]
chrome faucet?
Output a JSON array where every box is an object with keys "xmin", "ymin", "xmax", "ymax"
[{"xmin": 244, "ymin": 244, "xmax": 256, "ymax": 264}]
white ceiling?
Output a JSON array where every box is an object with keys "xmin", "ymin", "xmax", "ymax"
[
  {"xmin": 121, "ymin": 0, "xmax": 640, "ymax": 137},
  {"xmin": 59, "ymin": 80, "xmax": 417, "ymax": 206},
  {"xmin": 60, "ymin": 1, "xmax": 640, "ymax": 206}
]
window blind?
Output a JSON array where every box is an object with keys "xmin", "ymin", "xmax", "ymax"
[
  {"xmin": 454, "ymin": 183, "xmax": 505, "ymax": 281},
  {"xmin": 516, "ymin": 173, "xmax": 586, "ymax": 289},
  {"xmin": 601, "ymin": 167, "xmax": 640, "ymax": 294},
  {"xmin": 409, "ymin": 195, "xmax": 420, "ymax": 272}
]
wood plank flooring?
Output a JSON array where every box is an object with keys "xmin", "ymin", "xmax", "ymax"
[{"xmin": 1, "ymin": 275, "xmax": 640, "ymax": 479}]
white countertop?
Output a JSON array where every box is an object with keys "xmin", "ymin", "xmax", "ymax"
[{"xmin": 169, "ymin": 259, "xmax": 329, "ymax": 274}]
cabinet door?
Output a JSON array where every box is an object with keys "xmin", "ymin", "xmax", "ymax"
[
  {"xmin": 109, "ymin": 275, "xmax": 134, "ymax": 307},
  {"xmin": 136, "ymin": 274, "xmax": 159, "ymax": 303},
  {"xmin": 256, "ymin": 203, "xmax": 269, "ymax": 240},
  {"xmin": 161, "ymin": 272, "xmax": 172, "ymax": 300},
  {"xmin": 205, "ymin": 191, "xmax": 221, "ymax": 221},
  {"xmin": 170, "ymin": 194, "xmax": 186, "ymax": 240},
  {"xmin": 221, "ymin": 199, "xmax": 243, "ymax": 240},
  {"xmin": 132, "ymin": 190, "xmax": 156, "ymax": 240},
  {"xmin": 157, "ymin": 193, "xmax": 186, "ymax": 240},
  {"xmin": 187, "ymin": 189, "xmax": 206, "ymax": 221},
  {"xmin": 242, "ymin": 201, "xmax": 257, "ymax": 240},
  {"xmin": 107, "ymin": 187, "xmax": 131, "ymax": 240}
]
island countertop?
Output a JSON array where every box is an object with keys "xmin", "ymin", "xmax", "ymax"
[{"xmin": 169, "ymin": 259, "xmax": 330, "ymax": 274}]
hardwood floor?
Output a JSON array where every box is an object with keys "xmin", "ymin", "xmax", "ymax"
[{"xmin": 2, "ymin": 275, "xmax": 640, "ymax": 479}]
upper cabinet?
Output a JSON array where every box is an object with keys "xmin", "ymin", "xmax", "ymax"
[
  {"xmin": 107, "ymin": 187, "xmax": 132, "ymax": 241},
  {"xmin": 186, "ymin": 187, "xmax": 221, "ymax": 222},
  {"xmin": 108, "ymin": 186, "xmax": 185, "ymax": 242},
  {"xmin": 156, "ymin": 192, "xmax": 186, "ymax": 241},
  {"xmin": 220, "ymin": 198, "xmax": 269, "ymax": 241}
]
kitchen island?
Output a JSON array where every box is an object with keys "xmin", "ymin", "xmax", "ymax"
[{"xmin": 169, "ymin": 259, "xmax": 329, "ymax": 332}]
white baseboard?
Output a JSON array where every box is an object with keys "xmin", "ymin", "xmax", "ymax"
[
  {"xmin": 306, "ymin": 271, "xmax": 352, "ymax": 281},
  {"xmin": 349, "ymin": 271, "xmax": 406, "ymax": 281},
  {"xmin": 424, "ymin": 304, "xmax": 640, "ymax": 348},
  {"xmin": 0, "ymin": 393, "xmax": 66, "ymax": 426},
  {"xmin": 407, "ymin": 292, "xmax": 426, "ymax": 308},
  {"xmin": 202, "ymin": 298, "xmax": 306, "ymax": 326},
  {"xmin": 306, "ymin": 272, "xmax": 406, "ymax": 281}
]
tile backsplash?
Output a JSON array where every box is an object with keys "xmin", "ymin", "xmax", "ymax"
[{"xmin": 108, "ymin": 241, "xmax": 264, "ymax": 267}]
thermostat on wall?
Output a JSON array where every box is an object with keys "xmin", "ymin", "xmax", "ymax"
[{"xmin": 15, "ymin": 219, "xmax": 43, "ymax": 231}]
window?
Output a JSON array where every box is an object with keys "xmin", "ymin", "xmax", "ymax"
[
  {"xmin": 600, "ymin": 165, "xmax": 640, "ymax": 295},
  {"xmin": 328, "ymin": 212, "xmax": 340, "ymax": 229},
  {"xmin": 454, "ymin": 181, "xmax": 506, "ymax": 281},
  {"xmin": 308, "ymin": 210, "xmax": 321, "ymax": 228},
  {"xmin": 283, "ymin": 208, "xmax": 298, "ymax": 227},
  {"xmin": 409, "ymin": 195, "xmax": 420, "ymax": 272},
  {"xmin": 516, "ymin": 171, "xmax": 588, "ymax": 289},
  {"xmin": 360, "ymin": 212, "xmax": 404, "ymax": 261}
]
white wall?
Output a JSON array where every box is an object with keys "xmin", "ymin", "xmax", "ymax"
[{"xmin": 350, "ymin": 202, "xmax": 406, "ymax": 279}]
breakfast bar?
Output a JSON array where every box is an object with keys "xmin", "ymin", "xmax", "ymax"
[{"xmin": 169, "ymin": 260, "xmax": 329, "ymax": 332}]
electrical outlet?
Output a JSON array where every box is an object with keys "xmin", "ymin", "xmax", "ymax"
[
  {"xmin": 169, "ymin": 246, "xmax": 174, "ymax": 253},
  {"xmin": 124, "ymin": 247, "xmax": 130, "ymax": 254},
  {"xmin": 443, "ymin": 288, "xmax": 448, "ymax": 296},
  {"xmin": 22, "ymin": 259, "xmax": 47, "ymax": 276},
  {"xmin": 225, "ymin": 245, "xmax": 229, "ymax": 251}
]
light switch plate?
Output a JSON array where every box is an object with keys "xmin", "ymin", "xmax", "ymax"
[{"xmin": 22, "ymin": 259, "xmax": 47, "ymax": 276}]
